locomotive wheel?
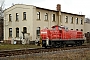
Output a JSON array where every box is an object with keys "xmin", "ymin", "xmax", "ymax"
[
  {"xmin": 76, "ymin": 41, "xmax": 81, "ymax": 46},
  {"xmin": 56, "ymin": 42, "xmax": 61, "ymax": 48},
  {"xmin": 51, "ymin": 42, "xmax": 56, "ymax": 48},
  {"xmin": 45, "ymin": 46, "xmax": 47, "ymax": 48},
  {"xmin": 61, "ymin": 42, "xmax": 66, "ymax": 48},
  {"xmin": 79, "ymin": 41, "xmax": 82, "ymax": 46}
]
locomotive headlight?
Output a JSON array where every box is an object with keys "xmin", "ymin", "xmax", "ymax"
[{"xmin": 46, "ymin": 37, "xmax": 49, "ymax": 46}]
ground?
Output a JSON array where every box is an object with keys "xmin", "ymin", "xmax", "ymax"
[{"xmin": 0, "ymin": 44, "xmax": 41, "ymax": 50}]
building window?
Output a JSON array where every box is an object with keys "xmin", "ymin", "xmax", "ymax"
[
  {"xmin": 76, "ymin": 18, "xmax": 78, "ymax": 24},
  {"xmin": 23, "ymin": 27, "xmax": 27, "ymax": 33},
  {"xmin": 23, "ymin": 12, "xmax": 26, "ymax": 20},
  {"xmin": 71, "ymin": 29, "xmax": 73, "ymax": 30},
  {"xmin": 16, "ymin": 13, "xmax": 19, "ymax": 21},
  {"xmin": 9, "ymin": 28, "xmax": 12, "ymax": 37},
  {"xmin": 52, "ymin": 14, "xmax": 55, "ymax": 21},
  {"xmin": 81, "ymin": 29, "xmax": 83, "ymax": 31},
  {"xmin": 65, "ymin": 16, "xmax": 68, "ymax": 23},
  {"xmin": 16, "ymin": 28, "xmax": 19, "ymax": 37},
  {"xmin": 71, "ymin": 17, "xmax": 73, "ymax": 23},
  {"xmin": 9, "ymin": 14, "xmax": 12, "ymax": 21},
  {"xmin": 45, "ymin": 13, "xmax": 48, "ymax": 20},
  {"xmin": 36, "ymin": 27, "xmax": 40, "ymax": 36},
  {"xmin": 81, "ymin": 18, "xmax": 83, "ymax": 25},
  {"xmin": 76, "ymin": 29, "xmax": 78, "ymax": 31},
  {"xmin": 37, "ymin": 11, "xmax": 40, "ymax": 20}
]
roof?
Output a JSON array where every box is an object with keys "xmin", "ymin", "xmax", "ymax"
[
  {"xmin": 61, "ymin": 11, "xmax": 85, "ymax": 16},
  {"xmin": 4, "ymin": 4, "xmax": 85, "ymax": 16},
  {"xmin": 36, "ymin": 7, "xmax": 58, "ymax": 12}
]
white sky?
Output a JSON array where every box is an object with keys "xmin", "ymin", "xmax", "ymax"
[{"xmin": 4, "ymin": 0, "xmax": 90, "ymax": 18}]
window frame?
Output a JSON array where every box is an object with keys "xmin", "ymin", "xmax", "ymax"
[
  {"xmin": 23, "ymin": 12, "xmax": 26, "ymax": 20},
  {"xmin": 9, "ymin": 28, "xmax": 12, "ymax": 37},
  {"xmin": 76, "ymin": 18, "xmax": 78, "ymax": 24},
  {"xmin": 44, "ymin": 13, "xmax": 48, "ymax": 20},
  {"xmin": 9, "ymin": 14, "xmax": 12, "ymax": 21},
  {"xmin": 52, "ymin": 14, "xmax": 55, "ymax": 21},
  {"xmin": 16, "ymin": 28, "xmax": 19, "ymax": 37},
  {"xmin": 36, "ymin": 27, "xmax": 40, "ymax": 36},
  {"xmin": 71, "ymin": 17, "xmax": 73, "ymax": 24},
  {"xmin": 65, "ymin": 16, "xmax": 68, "ymax": 23},
  {"xmin": 37, "ymin": 11, "xmax": 40, "ymax": 20},
  {"xmin": 16, "ymin": 13, "xmax": 19, "ymax": 21},
  {"xmin": 81, "ymin": 18, "xmax": 83, "ymax": 25},
  {"xmin": 23, "ymin": 27, "xmax": 27, "ymax": 33}
]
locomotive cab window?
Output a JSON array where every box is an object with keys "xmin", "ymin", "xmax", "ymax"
[
  {"xmin": 65, "ymin": 26, "xmax": 68, "ymax": 31},
  {"xmin": 52, "ymin": 28, "xmax": 56, "ymax": 30},
  {"xmin": 76, "ymin": 29, "xmax": 78, "ymax": 31},
  {"xmin": 71, "ymin": 29, "xmax": 73, "ymax": 30},
  {"xmin": 59, "ymin": 27, "xmax": 61, "ymax": 30}
]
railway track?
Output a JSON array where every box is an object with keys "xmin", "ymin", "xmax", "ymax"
[{"xmin": 0, "ymin": 45, "xmax": 90, "ymax": 57}]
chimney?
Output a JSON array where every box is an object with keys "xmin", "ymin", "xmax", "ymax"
[{"xmin": 56, "ymin": 4, "xmax": 61, "ymax": 11}]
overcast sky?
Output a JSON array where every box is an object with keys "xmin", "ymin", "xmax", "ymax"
[{"xmin": 4, "ymin": 0, "xmax": 90, "ymax": 18}]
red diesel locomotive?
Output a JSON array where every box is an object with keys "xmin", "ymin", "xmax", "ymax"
[{"xmin": 40, "ymin": 25, "xmax": 84, "ymax": 48}]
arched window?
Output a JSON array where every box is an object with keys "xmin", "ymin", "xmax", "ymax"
[
  {"xmin": 36, "ymin": 27, "xmax": 40, "ymax": 36},
  {"xmin": 52, "ymin": 14, "xmax": 55, "ymax": 21},
  {"xmin": 16, "ymin": 28, "xmax": 19, "ymax": 37},
  {"xmin": 9, "ymin": 28, "xmax": 12, "ymax": 37},
  {"xmin": 76, "ymin": 18, "xmax": 78, "ymax": 24},
  {"xmin": 23, "ymin": 12, "xmax": 26, "ymax": 20},
  {"xmin": 65, "ymin": 16, "xmax": 68, "ymax": 23},
  {"xmin": 37, "ymin": 11, "xmax": 40, "ymax": 20},
  {"xmin": 81, "ymin": 18, "xmax": 83, "ymax": 24},
  {"xmin": 45, "ymin": 13, "xmax": 48, "ymax": 20},
  {"xmin": 23, "ymin": 27, "xmax": 27, "ymax": 33},
  {"xmin": 71, "ymin": 17, "xmax": 73, "ymax": 23}
]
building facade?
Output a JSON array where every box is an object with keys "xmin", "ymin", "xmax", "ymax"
[
  {"xmin": 61, "ymin": 12, "xmax": 85, "ymax": 32},
  {"xmin": 4, "ymin": 4, "xmax": 85, "ymax": 41}
]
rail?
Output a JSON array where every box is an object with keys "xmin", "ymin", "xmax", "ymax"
[{"xmin": 0, "ymin": 44, "xmax": 90, "ymax": 57}]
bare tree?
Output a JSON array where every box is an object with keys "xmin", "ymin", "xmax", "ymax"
[
  {"xmin": 85, "ymin": 18, "xmax": 90, "ymax": 23},
  {"xmin": 0, "ymin": 0, "xmax": 5, "ymax": 18}
]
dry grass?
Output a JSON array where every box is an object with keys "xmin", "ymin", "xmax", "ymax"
[{"xmin": 0, "ymin": 44, "xmax": 40, "ymax": 50}]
